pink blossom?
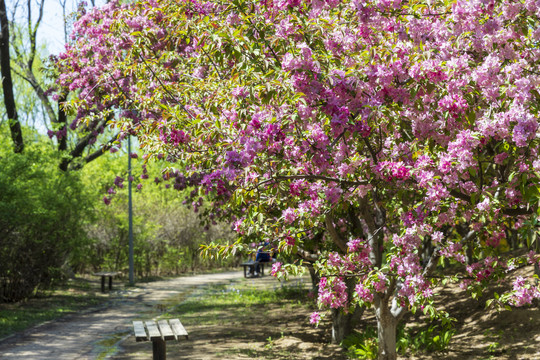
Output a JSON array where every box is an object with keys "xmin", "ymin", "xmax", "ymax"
[
  {"xmin": 309, "ymin": 312, "xmax": 321, "ymax": 325},
  {"xmin": 347, "ymin": 239, "xmax": 365, "ymax": 253},
  {"xmin": 527, "ymin": 251, "xmax": 540, "ymax": 266},
  {"xmin": 510, "ymin": 277, "xmax": 540, "ymax": 307},
  {"xmin": 373, "ymin": 273, "xmax": 387, "ymax": 293},
  {"xmin": 355, "ymin": 283, "xmax": 374, "ymax": 302},
  {"xmin": 318, "ymin": 277, "xmax": 348, "ymax": 309},
  {"xmin": 476, "ymin": 198, "xmax": 491, "ymax": 212},
  {"xmin": 271, "ymin": 262, "xmax": 282, "ymax": 277},
  {"xmin": 231, "ymin": 86, "xmax": 248, "ymax": 98},
  {"xmin": 494, "ymin": 152, "xmax": 508, "ymax": 164}
]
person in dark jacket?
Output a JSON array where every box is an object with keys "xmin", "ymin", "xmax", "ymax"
[{"xmin": 248, "ymin": 242, "xmax": 275, "ymax": 277}]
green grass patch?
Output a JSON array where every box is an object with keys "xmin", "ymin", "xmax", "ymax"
[
  {"xmin": 171, "ymin": 282, "xmax": 310, "ymax": 327},
  {"xmin": 0, "ymin": 279, "xmax": 106, "ymax": 339}
]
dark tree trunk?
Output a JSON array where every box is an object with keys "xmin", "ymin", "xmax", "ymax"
[
  {"xmin": 306, "ymin": 262, "xmax": 319, "ymax": 291},
  {"xmin": 331, "ymin": 305, "xmax": 364, "ymax": 344},
  {"xmin": 330, "ymin": 276, "xmax": 364, "ymax": 344},
  {"xmin": 0, "ymin": 0, "xmax": 24, "ymax": 153}
]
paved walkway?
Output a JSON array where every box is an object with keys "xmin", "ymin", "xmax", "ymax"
[{"xmin": 0, "ymin": 271, "xmax": 247, "ymax": 359}]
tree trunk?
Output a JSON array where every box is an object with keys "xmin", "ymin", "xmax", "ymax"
[
  {"xmin": 331, "ymin": 277, "xmax": 364, "ymax": 344},
  {"xmin": 306, "ymin": 262, "xmax": 319, "ymax": 291},
  {"xmin": 375, "ymin": 298, "xmax": 398, "ymax": 360},
  {"xmin": 0, "ymin": 0, "xmax": 24, "ymax": 153},
  {"xmin": 331, "ymin": 306, "xmax": 364, "ymax": 344},
  {"xmin": 535, "ymin": 240, "xmax": 540, "ymax": 283}
]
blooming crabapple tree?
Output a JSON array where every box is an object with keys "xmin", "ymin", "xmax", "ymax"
[{"xmin": 56, "ymin": 0, "xmax": 540, "ymax": 358}]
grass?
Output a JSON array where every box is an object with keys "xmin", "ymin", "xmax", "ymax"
[
  {"xmin": 0, "ymin": 278, "xmax": 107, "ymax": 339},
  {"xmin": 158, "ymin": 279, "xmax": 325, "ymax": 359},
  {"xmin": 169, "ymin": 282, "xmax": 310, "ymax": 326}
]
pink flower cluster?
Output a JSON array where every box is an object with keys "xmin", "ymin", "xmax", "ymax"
[
  {"xmin": 270, "ymin": 262, "xmax": 283, "ymax": 277},
  {"xmin": 355, "ymin": 282, "xmax": 374, "ymax": 302},
  {"xmin": 375, "ymin": 161, "xmax": 410, "ymax": 181},
  {"xmin": 317, "ymin": 277, "xmax": 348, "ymax": 309},
  {"xmin": 510, "ymin": 277, "xmax": 540, "ymax": 307}
]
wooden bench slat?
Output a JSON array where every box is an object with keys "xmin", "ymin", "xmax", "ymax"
[
  {"xmin": 93, "ymin": 271, "xmax": 120, "ymax": 276},
  {"xmin": 157, "ymin": 320, "xmax": 176, "ymax": 341},
  {"xmin": 133, "ymin": 321, "xmax": 148, "ymax": 342},
  {"xmin": 145, "ymin": 321, "xmax": 162, "ymax": 340},
  {"xmin": 169, "ymin": 318, "xmax": 188, "ymax": 340}
]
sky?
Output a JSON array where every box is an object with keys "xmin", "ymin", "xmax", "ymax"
[
  {"xmin": 38, "ymin": 0, "xmax": 75, "ymax": 55},
  {"xmin": 3, "ymin": 0, "xmax": 106, "ymax": 130},
  {"xmin": 10, "ymin": 0, "xmax": 107, "ymax": 56}
]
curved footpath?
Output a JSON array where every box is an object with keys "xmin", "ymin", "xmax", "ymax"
[{"xmin": 0, "ymin": 271, "xmax": 246, "ymax": 359}]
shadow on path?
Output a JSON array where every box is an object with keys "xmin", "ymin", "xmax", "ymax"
[{"xmin": 0, "ymin": 271, "xmax": 245, "ymax": 360}]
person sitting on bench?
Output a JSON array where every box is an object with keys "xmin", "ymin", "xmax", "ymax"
[{"xmin": 248, "ymin": 242, "xmax": 275, "ymax": 277}]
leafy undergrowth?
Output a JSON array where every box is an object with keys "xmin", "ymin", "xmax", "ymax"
[
  {"xmin": 345, "ymin": 265, "xmax": 540, "ymax": 360},
  {"xmin": 0, "ymin": 277, "xmax": 107, "ymax": 339}
]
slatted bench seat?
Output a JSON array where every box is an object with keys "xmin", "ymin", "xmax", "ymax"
[
  {"xmin": 133, "ymin": 319, "xmax": 188, "ymax": 360},
  {"xmin": 240, "ymin": 261, "xmax": 266, "ymax": 278},
  {"xmin": 93, "ymin": 271, "xmax": 121, "ymax": 292}
]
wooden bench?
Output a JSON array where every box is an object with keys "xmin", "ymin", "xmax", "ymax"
[
  {"xmin": 133, "ymin": 319, "xmax": 188, "ymax": 360},
  {"xmin": 93, "ymin": 271, "xmax": 120, "ymax": 292},
  {"xmin": 240, "ymin": 261, "xmax": 266, "ymax": 278}
]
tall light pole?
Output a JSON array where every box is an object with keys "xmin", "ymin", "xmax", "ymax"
[{"xmin": 128, "ymin": 135, "xmax": 134, "ymax": 286}]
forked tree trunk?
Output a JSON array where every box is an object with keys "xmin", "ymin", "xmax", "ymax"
[{"xmin": 0, "ymin": 0, "xmax": 24, "ymax": 153}]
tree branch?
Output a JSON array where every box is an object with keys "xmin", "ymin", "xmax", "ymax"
[
  {"xmin": 449, "ymin": 189, "xmax": 533, "ymax": 216},
  {"xmin": 325, "ymin": 213, "xmax": 348, "ymax": 253},
  {"xmin": 253, "ymin": 174, "xmax": 368, "ymax": 191}
]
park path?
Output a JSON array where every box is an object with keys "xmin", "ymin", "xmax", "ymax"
[{"xmin": 0, "ymin": 271, "xmax": 246, "ymax": 359}]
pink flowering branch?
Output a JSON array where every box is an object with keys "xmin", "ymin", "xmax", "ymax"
[
  {"xmin": 253, "ymin": 175, "xmax": 369, "ymax": 190},
  {"xmin": 449, "ymin": 189, "xmax": 532, "ymax": 216}
]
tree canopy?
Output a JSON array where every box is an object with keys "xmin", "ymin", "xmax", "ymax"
[{"xmin": 56, "ymin": 0, "xmax": 540, "ymax": 358}]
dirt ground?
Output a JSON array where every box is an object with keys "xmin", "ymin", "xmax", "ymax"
[
  {"xmin": 0, "ymin": 268, "xmax": 539, "ymax": 360},
  {"xmin": 0, "ymin": 272, "xmax": 346, "ymax": 360},
  {"xmin": 111, "ymin": 274, "xmax": 346, "ymax": 360},
  {"xmin": 393, "ymin": 265, "xmax": 540, "ymax": 360}
]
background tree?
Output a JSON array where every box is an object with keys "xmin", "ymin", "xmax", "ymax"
[
  {"xmin": 0, "ymin": 128, "xmax": 90, "ymax": 301},
  {"xmin": 0, "ymin": 0, "xmax": 23, "ymax": 152},
  {"xmin": 56, "ymin": 0, "xmax": 540, "ymax": 359},
  {"xmin": 80, "ymin": 152, "xmax": 237, "ymax": 277},
  {"xmin": 0, "ymin": 0, "xmax": 117, "ymax": 169}
]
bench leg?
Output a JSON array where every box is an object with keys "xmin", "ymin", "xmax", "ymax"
[
  {"xmin": 152, "ymin": 339, "xmax": 167, "ymax": 360},
  {"xmin": 101, "ymin": 276, "xmax": 106, "ymax": 293},
  {"xmin": 109, "ymin": 276, "xmax": 113, "ymax": 290},
  {"xmin": 243, "ymin": 266, "xmax": 247, "ymax": 278}
]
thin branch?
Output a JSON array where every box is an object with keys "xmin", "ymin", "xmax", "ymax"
[
  {"xmin": 449, "ymin": 189, "xmax": 533, "ymax": 216},
  {"xmin": 363, "ymin": 136, "xmax": 379, "ymax": 164},
  {"xmin": 138, "ymin": 54, "xmax": 195, "ymax": 120},
  {"xmin": 252, "ymin": 174, "xmax": 368, "ymax": 191},
  {"xmin": 325, "ymin": 213, "xmax": 348, "ymax": 253}
]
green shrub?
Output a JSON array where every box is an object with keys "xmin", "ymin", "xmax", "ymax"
[
  {"xmin": 344, "ymin": 321, "xmax": 455, "ymax": 359},
  {"xmin": 0, "ymin": 131, "xmax": 90, "ymax": 302}
]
